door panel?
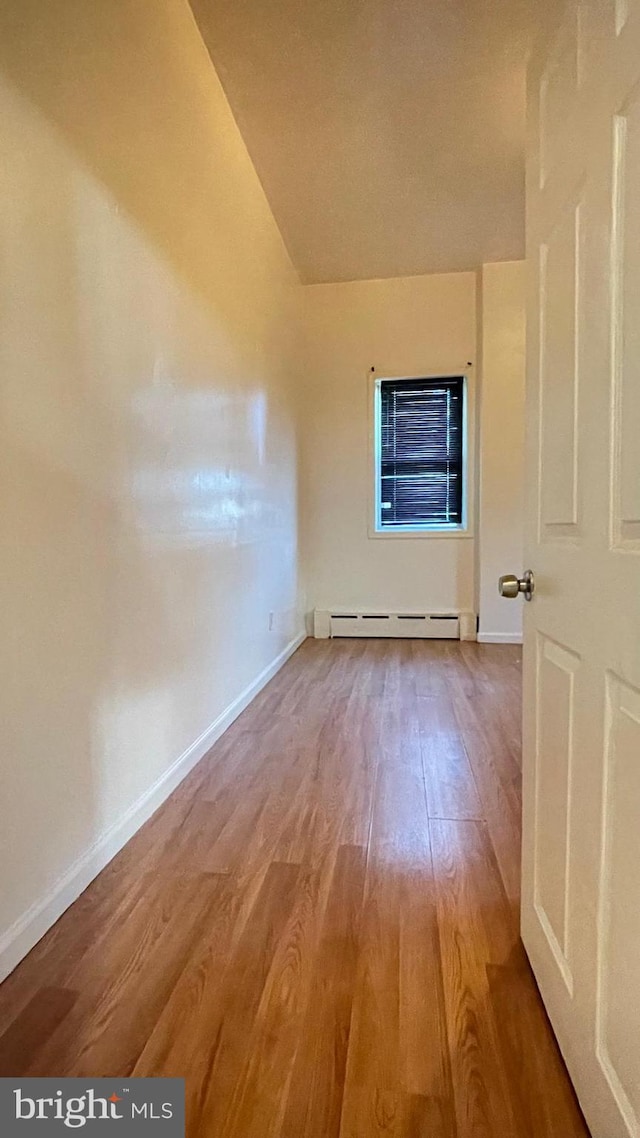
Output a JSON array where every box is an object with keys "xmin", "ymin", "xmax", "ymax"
[
  {"xmin": 534, "ymin": 635, "xmax": 579, "ymax": 993},
  {"xmin": 523, "ymin": 3, "xmax": 640, "ymax": 1136},
  {"xmin": 597, "ymin": 675, "xmax": 640, "ymax": 1132},
  {"xmin": 613, "ymin": 87, "xmax": 640, "ymax": 545},
  {"xmin": 539, "ymin": 11, "xmax": 581, "ymax": 189},
  {"xmin": 539, "ymin": 195, "xmax": 582, "ymax": 535}
]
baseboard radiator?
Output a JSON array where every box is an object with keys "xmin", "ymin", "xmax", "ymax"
[{"xmin": 313, "ymin": 609, "xmax": 477, "ymax": 640}]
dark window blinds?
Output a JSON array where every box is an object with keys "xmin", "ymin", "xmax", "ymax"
[{"xmin": 379, "ymin": 376, "xmax": 464, "ymax": 527}]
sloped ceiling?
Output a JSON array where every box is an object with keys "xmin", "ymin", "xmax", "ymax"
[{"xmin": 190, "ymin": 0, "xmax": 536, "ymax": 283}]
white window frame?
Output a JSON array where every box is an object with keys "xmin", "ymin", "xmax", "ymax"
[{"xmin": 368, "ymin": 367, "xmax": 475, "ymax": 540}]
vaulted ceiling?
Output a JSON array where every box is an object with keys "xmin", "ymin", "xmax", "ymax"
[{"xmin": 190, "ymin": 0, "xmax": 536, "ymax": 283}]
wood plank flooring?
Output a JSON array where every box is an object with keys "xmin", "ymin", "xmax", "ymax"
[{"xmin": 0, "ymin": 638, "xmax": 590, "ymax": 1136}]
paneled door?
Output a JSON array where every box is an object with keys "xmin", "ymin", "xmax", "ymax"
[{"xmin": 522, "ymin": 2, "xmax": 640, "ymax": 1136}]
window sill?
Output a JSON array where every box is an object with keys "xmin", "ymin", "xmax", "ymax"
[{"xmin": 368, "ymin": 525, "xmax": 473, "ymax": 541}]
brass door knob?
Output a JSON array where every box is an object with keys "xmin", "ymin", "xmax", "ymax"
[{"xmin": 499, "ymin": 570, "xmax": 535, "ymax": 601}]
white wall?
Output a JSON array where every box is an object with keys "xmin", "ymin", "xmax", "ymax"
[
  {"xmin": 301, "ymin": 273, "xmax": 478, "ymax": 614},
  {"xmin": 478, "ymin": 262, "xmax": 526, "ymax": 643},
  {"xmin": 301, "ymin": 266, "xmax": 526, "ymax": 633},
  {"xmin": 0, "ymin": 0, "xmax": 304, "ymax": 977}
]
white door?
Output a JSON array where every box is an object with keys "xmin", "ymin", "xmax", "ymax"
[{"xmin": 520, "ymin": 2, "xmax": 640, "ymax": 1136}]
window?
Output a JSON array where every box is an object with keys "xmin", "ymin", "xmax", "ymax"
[{"xmin": 374, "ymin": 375, "xmax": 466, "ymax": 532}]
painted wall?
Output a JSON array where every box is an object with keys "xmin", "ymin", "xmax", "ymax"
[
  {"xmin": 478, "ymin": 262, "xmax": 526, "ymax": 642},
  {"xmin": 301, "ymin": 273, "xmax": 477, "ymax": 614},
  {"xmin": 301, "ymin": 266, "xmax": 526, "ymax": 633},
  {"xmin": 0, "ymin": 0, "xmax": 304, "ymax": 976}
]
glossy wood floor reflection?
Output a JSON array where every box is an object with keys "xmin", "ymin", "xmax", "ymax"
[{"xmin": 0, "ymin": 639, "xmax": 590, "ymax": 1137}]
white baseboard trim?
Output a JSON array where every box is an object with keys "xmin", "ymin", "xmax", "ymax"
[
  {"xmin": 0, "ymin": 631, "xmax": 306, "ymax": 984},
  {"xmin": 477, "ymin": 632, "xmax": 523, "ymax": 645}
]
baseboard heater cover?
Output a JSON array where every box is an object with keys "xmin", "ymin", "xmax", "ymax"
[{"xmin": 313, "ymin": 609, "xmax": 477, "ymax": 640}]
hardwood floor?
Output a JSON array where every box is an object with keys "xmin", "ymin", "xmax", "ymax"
[{"xmin": 0, "ymin": 638, "xmax": 589, "ymax": 1136}]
